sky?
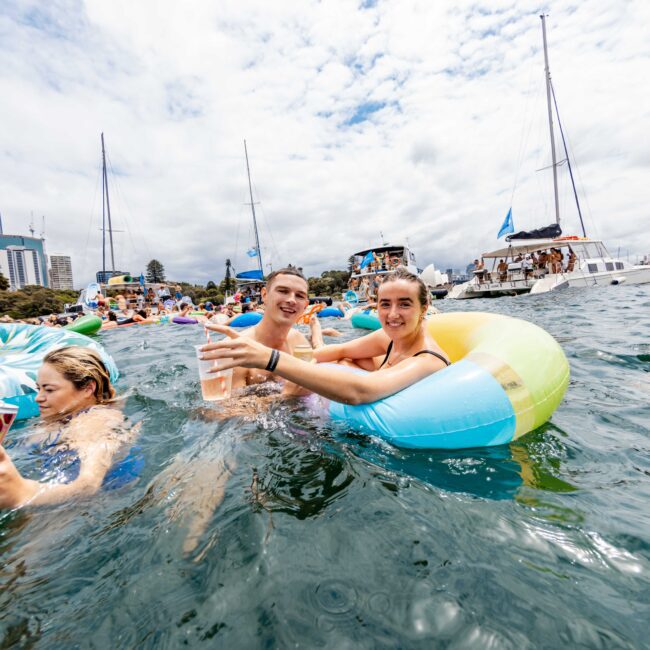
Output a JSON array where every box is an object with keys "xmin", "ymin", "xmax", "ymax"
[{"xmin": 0, "ymin": 0, "xmax": 648, "ymax": 287}]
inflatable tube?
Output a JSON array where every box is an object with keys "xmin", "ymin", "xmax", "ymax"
[
  {"xmin": 230, "ymin": 312, "xmax": 263, "ymax": 328},
  {"xmin": 0, "ymin": 324, "xmax": 119, "ymax": 421},
  {"xmin": 172, "ymin": 316, "xmax": 198, "ymax": 325},
  {"xmin": 108, "ymin": 275, "xmax": 133, "ymax": 285},
  {"xmin": 350, "ymin": 310, "xmax": 381, "ymax": 331},
  {"xmin": 345, "ymin": 290, "xmax": 359, "ymax": 305},
  {"xmin": 64, "ymin": 314, "xmax": 102, "ymax": 335},
  {"xmin": 317, "ymin": 307, "xmax": 344, "ymax": 318},
  {"xmin": 327, "ymin": 312, "xmax": 569, "ymax": 449}
]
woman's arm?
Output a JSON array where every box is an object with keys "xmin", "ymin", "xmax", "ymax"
[
  {"xmin": 312, "ymin": 328, "xmax": 390, "ymax": 363},
  {"xmin": 201, "ymin": 326, "xmax": 446, "ymax": 404},
  {"xmin": 0, "ymin": 409, "xmax": 127, "ymax": 509}
]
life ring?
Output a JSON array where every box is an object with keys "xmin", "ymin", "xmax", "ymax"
[
  {"xmin": 325, "ymin": 312, "xmax": 569, "ymax": 449},
  {"xmin": 230, "ymin": 312, "xmax": 263, "ymax": 328},
  {"xmin": 317, "ymin": 307, "xmax": 344, "ymax": 318},
  {"xmin": 172, "ymin": 316, "xmax": 198, "ymax": 325},
  {"xmin": 0, "ymin": 323, "xmax": 119, "ymax": 421},
  {"xmin": 389, "ymin": 256, "xmax": 400, "ymax": 268}
]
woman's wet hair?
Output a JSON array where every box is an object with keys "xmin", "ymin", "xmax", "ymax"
[
  {"xmin": 107, "ymin": 310, "xmax": 118, "ymax": 322},
  {"xmin": 136, "ymin": 309, "xmax": 147, "ymax": 318},
  {"xmin": 379, "ymin": 266, "xmax": 429, "ymax": 308},
  {"xmin": 43, "ymin": 346, "xmax": 116, "ymax": 403}
]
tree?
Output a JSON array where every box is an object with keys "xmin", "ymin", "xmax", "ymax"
[
  {"xmin": 0, "ymin": 272, "xmax": 8, "ymax": 291},
  {"xmin": 223, "ymin": 259, "xmax": 234, "ymax": 292},
  {"xmin": 206, "ymin": 280, "xmax": 217, "ymax": 290},
  {"xmin": 146, "ymin": 259, "xmax": 165, "ymax": 283}
]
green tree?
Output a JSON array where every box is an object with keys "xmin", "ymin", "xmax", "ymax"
[
  {"xmin": 0, "ymin": 272, "xmax": 8, "ymax": 291},
  {"xmin": 206, "ymin": 280, "xmax": 217, "ymax": 290},
  {"xmin": 307, "ymin": 269, "xmax": 351, "ymax": 296},
  {"xmin": 0, "ymin": 286, "xmax": 78, "ymax": 319},
  {"xmin": 146, "ymin": 259, "xmax": 166, "ymax": 283}
]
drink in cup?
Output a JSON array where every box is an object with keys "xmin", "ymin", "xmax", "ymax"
[
  {"xmin": 293, "ymin": 345, "xmax": 314, "ymax": 362},
  {"xmin": 0, "ymin": 401, "xmax": 18, "ymax": 445},
  {"xmin": 194, "ymin": 346, "xmax": 233, "ymax": 401}
]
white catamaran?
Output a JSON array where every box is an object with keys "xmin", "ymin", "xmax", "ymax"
[{"xmin": 449, "ymin": 15, "xmax": 650, "ymax": 300}]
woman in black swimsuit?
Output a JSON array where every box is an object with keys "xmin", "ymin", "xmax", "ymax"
[{"xmin": 201, "ymin": 267, "xmax": 450, "ymax": 404}]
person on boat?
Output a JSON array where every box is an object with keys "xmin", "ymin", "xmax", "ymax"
[
  {"xmin": 204, "ymin": 268, "xmax": 312, "ymax": 394},
  {"xmin": 566, "ymin": 248, "xmax": 577, "ymax": 272},
  {"xmin": 497, "ymin": 259, "xmax": 508, "ymax": 281},
  {"xmin": 0, "ymin": 347, "xmax": 139, "ymax": 509},
  {"xmin": 202, "ymin": 267, "xmax": 449, "ymax": 404}
]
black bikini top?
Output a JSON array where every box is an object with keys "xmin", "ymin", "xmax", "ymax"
[{"xmin": 378, "ymin": 341, "xmax": 450, "ymax": 369}]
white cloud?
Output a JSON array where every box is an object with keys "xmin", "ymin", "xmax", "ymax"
[{"xmin": 0, "ymin": 0, "xmax": 648, "ymax": 288}]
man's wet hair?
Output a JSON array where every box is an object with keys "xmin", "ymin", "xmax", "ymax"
[{"xmin": 266, "ymin": 267, "xmax": 307, "ymax": 288}]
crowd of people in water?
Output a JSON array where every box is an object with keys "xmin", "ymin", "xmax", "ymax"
[
  {"xmin": 471, "ymin": 246, "xmax": 578, "ymax": 284},
  {"xmin": 1, "ymin": 266, "xmax": 449, "ymax": 540}
]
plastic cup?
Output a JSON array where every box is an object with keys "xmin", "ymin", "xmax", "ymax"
[
  {"xmin": 293, "ymin": 345, "xmax": 314, "ymax": 362},
  {"xmin": 0, "ymin": 401, "xmax": 18, "ymax": 445},
  {"xmin": 194, "ymin": 346, "xmax": 233, "ymax": 401}
]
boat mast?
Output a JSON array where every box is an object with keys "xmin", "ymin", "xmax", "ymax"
[
  {"xmin": 101, "ymin": 132, "xmax": 116, "ymax": 274},
  {"xmin": 541, "ymin": 14, "xmax": 560, "ymax": 227},
  {"xmin": 243, "ymin": 140, "xmax": 263, "ymax": 276}
]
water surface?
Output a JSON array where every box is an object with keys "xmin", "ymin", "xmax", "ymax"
[{"xmin": 2, "ymin": 284, "xmax": 650, "ymax": 648}]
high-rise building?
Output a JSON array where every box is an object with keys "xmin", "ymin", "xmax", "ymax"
[
  {"xmin": 50, "ymin": 255, "xmax": 74, "ymax": 290},
  {"xmin": 0, "ymin": 234, "xmax": 49, "ymax": 291}
]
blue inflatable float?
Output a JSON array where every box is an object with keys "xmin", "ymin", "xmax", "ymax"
[{"xmin": 230, "ymin": 312, "xmax": 263, "ymax": 328}]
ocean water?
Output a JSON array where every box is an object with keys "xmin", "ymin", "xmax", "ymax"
[{"xmin": 2, "ymin": 284, "xmax": 650, "ymax": 648}]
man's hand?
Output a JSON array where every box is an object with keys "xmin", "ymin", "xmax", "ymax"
[{"xmin": 202, "ymin": 324, "xmax": 274, "ymax": 371}]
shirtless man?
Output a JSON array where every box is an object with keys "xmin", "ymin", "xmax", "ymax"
[{"xmin": 205, "ymin": 267, "xmax": 311, "ymax": 394}]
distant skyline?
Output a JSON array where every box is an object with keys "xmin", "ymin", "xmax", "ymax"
[{"xmin": 1, "ymin": 0, "xmax": 648, "ymax": 287}]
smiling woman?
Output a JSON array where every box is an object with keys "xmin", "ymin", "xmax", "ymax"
[{"xmin": 0, "ymin": 346, "xmax": 140, "ymax": 509}]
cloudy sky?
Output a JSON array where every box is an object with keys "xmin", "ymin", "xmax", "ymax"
[{"xmin": 1, "ymin": 0, "xmax": 648, "ymax": 287}]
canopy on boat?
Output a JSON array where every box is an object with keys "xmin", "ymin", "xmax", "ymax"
[
  {"xmin": 236, "ymin": 270, "xmax": 264, "ymax": 281},
  {"xmin": 482, "ymin": 238, "xmax": 597, "ymax": 259}
]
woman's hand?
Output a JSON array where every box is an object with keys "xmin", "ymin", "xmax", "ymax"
[
  {"xmin": 0, "ymin": 446, "xmax": 38, "ymax": 509},
  {"xmin": 202, "ymin": 324, "xmax": 273, "ymax": 371}
]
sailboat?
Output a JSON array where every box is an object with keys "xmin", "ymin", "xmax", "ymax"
[{"xmin": 449, "ymin": 15, "xmax": 650, "ymax": 300}]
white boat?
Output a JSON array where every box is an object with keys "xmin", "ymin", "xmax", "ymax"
[
  {"xmin": 347, "ymin": 242, "xmax": 420, "ymax": 301},
  {"xmin": 450, "ymin": 16, "xmax": 650, "ymax": 299},
  {"xmin": 448, "ymin": 237, "xmax": 650, "ymax": 299}
]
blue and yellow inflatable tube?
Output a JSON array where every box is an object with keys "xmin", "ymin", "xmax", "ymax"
[
  {"xmin": 0, "ymin": 324, "xmax": 119, "ymax": 421},
  {"xmin": 329, "ymin": 312, "xmax": 569, "ymax": 449}
]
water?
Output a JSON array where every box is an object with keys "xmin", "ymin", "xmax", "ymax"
[{"xmin": 2, "ymin": 285, "xmax": 650, "ymax": 648}]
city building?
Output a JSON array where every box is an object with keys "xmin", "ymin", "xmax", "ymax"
[
  {"xmin": 0, "ymin": 234, "xmax": 49, "ymax": 291},
  {"xmin": 50, "ymin": 255, "xmax": 74, "ymax": 290}
]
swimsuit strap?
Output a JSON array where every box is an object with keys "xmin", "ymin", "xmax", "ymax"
[
  {"xmin": 413, "ymin": 350, "xmax": 451, "ymax": 366},
  {"xmin": 379, "ymin": 341, "xmax": 450, "ymax": 369},
  {"xmin": 378, "ymin": 341, "xmax": 394, "ymax": 369}
]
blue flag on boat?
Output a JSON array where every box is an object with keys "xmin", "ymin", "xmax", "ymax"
[
  {"xmin": 497, "ymin": 208, "xmax": 514, "ymax": 239},
  {"xmin": 246, "ymin": 247, "xmax": 258, "ymax": 258},
  {"xmin": 360, "ymin": 251, "xmax": 374, "ymax": 269}
]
